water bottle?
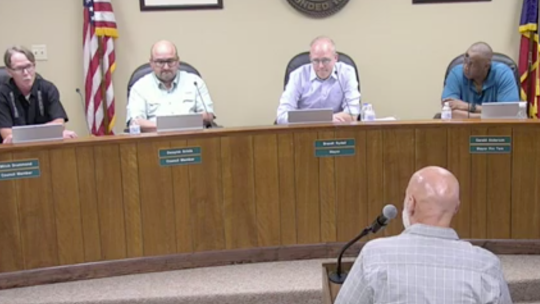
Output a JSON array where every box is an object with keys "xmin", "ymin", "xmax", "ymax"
[
  {"xmin": 364, "ymin": 104, "xmax": 376, "ymax": 121},
  {"xmin": 129, "ymin": 119, "xmax": 141, "ymax": 134},
  {"xmin": 518, "ymin": 102, "xmax": 527, "ymax": 119},
  {"xmin": 441, "ymin": 102, "xmax": 452, "ymax": 120},
  {"xmin": 360, "ymin": 103, "xmax": 369, "ymax": 121}
]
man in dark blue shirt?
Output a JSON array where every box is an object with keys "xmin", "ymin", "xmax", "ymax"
[
  {"xmin": 0, "ymin": 46, "xmax": 77, "ymax": 143},
  {"xmin": 441, "ymin": 42, "xmax": 520, "ymax": 118}
]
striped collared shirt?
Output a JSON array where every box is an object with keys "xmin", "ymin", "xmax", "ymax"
[{"xmin": 335, "ymin": 224, "xmax": 512, "ymax": 304}]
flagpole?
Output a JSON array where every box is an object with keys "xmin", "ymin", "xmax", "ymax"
[{"xmin": 97, "ymin": 36, "xmax": 110, "ymax": 135}]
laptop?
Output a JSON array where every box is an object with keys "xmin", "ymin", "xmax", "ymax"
[
  {"xmin": 12, "ymin": 123, "xmax": 64, "ymax": 144},
  {"xmin": 287, "ymin": 108, "xmax": 333, "ymax": 124},
  {"xmin": 156, "ymin": 114, "xmax": 204, "ymax": 132},
  {"xmin": 481, "ymin": 101, "xmax": 524, "ymax": 119}
]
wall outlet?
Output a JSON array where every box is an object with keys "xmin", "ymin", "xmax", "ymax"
[{"xmin": 31, "ymin": 45, "xmax": 48, "ymax": 61}]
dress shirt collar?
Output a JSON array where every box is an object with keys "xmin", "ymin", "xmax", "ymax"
[
  {"xmin": 309, "ymin": 63, "xmax": 339, "ymax": 82},
  {"xmin": 153, "ymin": 71, "xmax": 180, "ymax": 91},
  {"xmin": 403, "ymin": 223, "xmax": 460, "ymax": 240}
]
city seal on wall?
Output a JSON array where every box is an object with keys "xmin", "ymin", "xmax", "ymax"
[{"xmin": 287, "ymin": 0, "xmax": 350, "ymax": 18}]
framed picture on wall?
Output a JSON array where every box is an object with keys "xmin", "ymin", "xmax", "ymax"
[
  {"xmin": 139, "ymin": 0, "xmax": 223, "ymax": 11},
  {"xmin": 413, "ymin": 0, "xmax": 490, "ymax": 3}
]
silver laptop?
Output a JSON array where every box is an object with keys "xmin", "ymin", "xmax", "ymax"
[
  {"xmin": 12, "ymin": 123, "xmax": 64, "ymax": 144},
  {"xmin": 156, "ymin": 114, "xmax": 204, "ymax": 132},
  {"xmin": 481, "ymin": 101, "xmax": 522, "ymax": 119},
  {"xmin": 287, "ymin": 108, "xmax": 333, "ymax": 124}
]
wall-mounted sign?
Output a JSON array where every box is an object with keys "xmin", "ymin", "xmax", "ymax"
[
  {"xmin": 0, "ymin": 159, "xmax": 41, "ymax": 181},
  {"xmin": 287, "ymin": 0, "xmax": 350, "ymax": 18}
]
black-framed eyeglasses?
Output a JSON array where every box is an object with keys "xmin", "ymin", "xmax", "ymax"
[
  {"xmin": 152, "ymin": 59, "xmax": 179, "ymax": 68},
  {"xmin": 9, "ymin": 64, "xmax": 35, "ymax": 73}
]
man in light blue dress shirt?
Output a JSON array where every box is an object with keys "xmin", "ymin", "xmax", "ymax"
[
  {"xmin": 276, "ymin": 37, "xmax": 361, "ymax": 124},
  {"xmin": 127, "ymin": 40, "xmax": 215, "ymax": 132}
]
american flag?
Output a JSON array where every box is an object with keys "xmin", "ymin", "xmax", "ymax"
[{"xmin": 83, "ymin": 0, "xmax": 118, "ymax": 135}]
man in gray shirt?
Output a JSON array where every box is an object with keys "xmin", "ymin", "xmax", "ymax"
[{"xmin": 335, "ymin": 166, "xmax": 512, "ymax": 304}]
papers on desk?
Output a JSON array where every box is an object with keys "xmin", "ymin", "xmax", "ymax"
[{"xmin": 374, "ymin": 117, "xmax": 397, "ymax": 121}]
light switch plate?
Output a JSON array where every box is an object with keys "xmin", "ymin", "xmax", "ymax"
[{"xmin": 31, "ymin": 45, "xmax": 47, "ymax": 61}]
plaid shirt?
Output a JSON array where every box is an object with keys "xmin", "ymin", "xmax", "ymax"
[{"xmin": 335, "ymin": 224, "xmax": 512, "ymax": 304}]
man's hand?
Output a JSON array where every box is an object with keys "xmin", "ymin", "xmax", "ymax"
[
  {"xmin": 2, "ymin": 134, "xmax": 12, "ymax": 144},
  {"xmin": 202, "ymin": 112, "xmax": 214, "ymax": 123},
  {"xmin": 443, "ymin": 98, "xmax": 470, "ymax": 111},
  {"xmin": 333, "ymin": 112, "xmax": 355, "ymax": 123},
  {"xmin": 63, "ymin": 130, "xmax": 78, "ymax": 139}
]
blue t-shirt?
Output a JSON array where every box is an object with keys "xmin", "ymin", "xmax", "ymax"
[{"xmin": 441, "ymin": 62, "xmax": 520, "ymax": 104}]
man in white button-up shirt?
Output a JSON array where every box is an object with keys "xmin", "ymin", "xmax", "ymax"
[{"xmin": 127, "ymin": 40, "xmax": 215, "ymax": 132}]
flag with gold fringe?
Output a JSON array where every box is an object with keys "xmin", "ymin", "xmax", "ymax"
[{"xmin": 518, "ymin": 0, "xmax": 539, "ymax": 119}]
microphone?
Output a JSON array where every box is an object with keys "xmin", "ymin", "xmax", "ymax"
[
  {"xmin": 328, "ymin": 204, "xmax": 398, "ymax": 285},
  {"xmin": 334, "ymin": 68, "xmax": 354, "ymax": 122},
  {"xmin": 193, "ymin": 81, "xmax": 212, "ymax": 116},
  {"xmin": 75, "ymin": 88, "xmax": 92, "ymax": 135}
]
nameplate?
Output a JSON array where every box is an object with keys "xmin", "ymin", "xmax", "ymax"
[
  {"xmin": 314, "ymin": 139, "xmax": 356, "ymax": 157},
  {"xmin": 158, "ymin": 147, "xmax": 202, "ymax": 166},
  {"xmin": 0, "ymin": 159, "xmax": 41, "ymax": 181},
  {"xmin": 469, "ymin": 136, "xmax": 512, "ymax": 154}
]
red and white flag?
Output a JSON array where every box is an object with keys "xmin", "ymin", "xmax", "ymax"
[{"xmin": 83, "ymin": 0, "xmax": 118, "ymax": 135}]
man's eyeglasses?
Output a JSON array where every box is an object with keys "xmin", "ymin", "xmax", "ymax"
[
  {"xmin": 9, "ymin": 64, "xmax": 35, "ymax": 73},
  {"xmin": 311, "ymin": 58, "xmax": 332, "ymax": 66},
  {"xmin": 152, "ymin": 59, "xmax": 179, "ymax": 68}
]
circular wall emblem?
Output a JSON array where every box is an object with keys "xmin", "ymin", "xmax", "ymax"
[{"xmin": 287, "ymin": 0, "xmax": 350, "ymax": 18}]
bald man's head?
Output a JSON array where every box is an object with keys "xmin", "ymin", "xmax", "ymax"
[
  {"xmin": 309, "ymin": 36, "xmax": 338, "ymax": 80},
  {"xmin": 402, "ymin": 166, "xmax": 460, "ymax": 229},
  {"xmin": 149, "ymin": 40, "xmax": 180, "ymax": 84},
  {"xmin": 464, "ymin": 42, "xmax": 493, "ymax": 81}
]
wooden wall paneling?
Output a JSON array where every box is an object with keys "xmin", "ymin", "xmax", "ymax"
[
  {"xmin": 75, "ymin": 147, "xmax": 102, "ymax": 262},
  {"xmin": 253, "ymin": 134, "xmax": 281, "ymax": 247},
  {"xmin": 334, "ymin": 129, "xmax": 367, "ymax": 242},
  {"xmin": 277, "ymin": 134, "xmax": 297, "ymax": 245},
  {"xmin": 120, "ymin": 143, "xmax": 143, "ymax": 257},
  {"xmin": 294, "ymin": 132, "xmax": 321, "ymax": 244},
  {"xmin": 0, "ymin": 152, "xmax": 23, "ymax": 272},
  {"xmin": 14, "ymin": 150, "xmax": 58, "ymax": 269},
  {"xmin": 446, "ymin": 127, "xmax": 472, "ymax": 238},
  {"xmin": 49, "ymin": 148, "xmax": 84, "ymax": 265},
  {"xmin": 187, "ymin": 138, "xmax": 225, "ymax": 251},
  {"xmin": 382, "ymin": 129, "xmax": 415, "ymax": 237},
  {"xmin": 94, "ymin": 145, "xmax": 127, "ymax": 260},
  {"xmin": 318, "ymin": 130, "xmax": 337, "ymax": 243},
  {"xmin": 221, "ymin": 135, "xmax": 257, "ymax": 249}
]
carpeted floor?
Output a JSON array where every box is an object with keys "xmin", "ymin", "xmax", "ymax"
[{"xmin": 0, "ymin": 255, "xmax": 539, "ymax": 304}]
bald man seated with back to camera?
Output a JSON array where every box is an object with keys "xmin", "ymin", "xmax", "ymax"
[
  {"xmin": 276, "ymin": 36, "xmax": 360, "ymax": 124},
  {"xmin": 335, "ymin": 166, "xmax": 512, "ymax": 304},
  {"xmin": 441, "ymin": 42, "xmax": 519, "ymax": 119}
]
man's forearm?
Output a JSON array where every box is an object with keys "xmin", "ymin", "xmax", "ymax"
[
  {"xmin": 134, "ymin": 118, "xmax": 157, "ymax": 132},
  {"xmin": 452, "ymin": 110, "xmax": 480, "ymax": 119}
]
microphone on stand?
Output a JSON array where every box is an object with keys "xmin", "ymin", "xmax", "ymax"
[
  {"xmin": 334, "ymin": 68, "xmax": 354, "ymax": 122},
  {"xmin": 75, "ymin": 88, "xmax": 92, "ymax": 135},
  {"xmin": 193, "ymin": 81, "xmax": 214, "ymax": 128},
  {"xmin": 329, "ymin": 204, "xmax": 398, "ymax": 284}
]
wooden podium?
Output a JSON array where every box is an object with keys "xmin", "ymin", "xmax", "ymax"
[{"xmin": 322, "ymin": 261, "xmax": 354, "ymax": 304}]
